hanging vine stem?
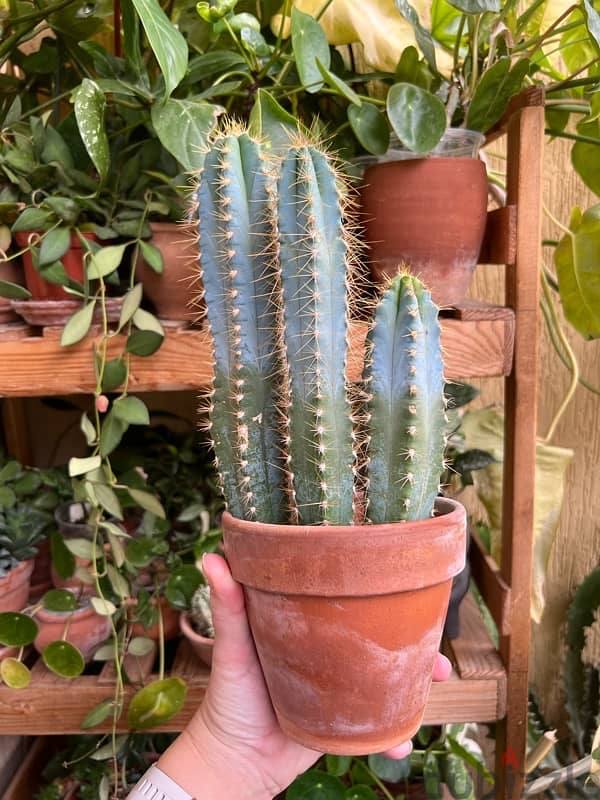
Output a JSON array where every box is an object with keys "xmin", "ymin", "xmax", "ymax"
[{"xmin": 540, "ymin": 268, "xmax": 579, "ymax": 444}]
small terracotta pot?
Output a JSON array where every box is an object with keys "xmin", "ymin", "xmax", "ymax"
[
  {"xmin": 223, "ymin": 498, "xmax": 466, "ymax": 754},
  {"xmin": 128, "ymin": 596, "xmax": 181, "ymax": 642},
  {"xmin": 0, "ymin": 262, "xmax": 22, "ymax": 323},
  {"xmin": 0, "ymin": 559, "xmax": 34, "ymax": 613},
  {"xmin": 33, "ymin": 602, "xmax": 111, "ymax": 662},
  {"xmin": 16, "ymin": 231, "xmax": 95, "ymax": 301},
  {"xmin": 359, "ymin": 159, "xmax": 488, "ymax": 306},
  {"xmin": 135, "ymin": 222, "xmax": 200, "ymax": 323},
  {"xmin": 179, "ymin": 612, "xmax": 214, "ymax": 666}
]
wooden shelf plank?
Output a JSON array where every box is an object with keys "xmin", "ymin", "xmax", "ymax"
[
  {"xmin": 0, "ymin": 593, "xmax": 506, "ymax": 734},
  {"xmin": 0, "ymin": 307, "xmax": 514, "ymax": 397}
]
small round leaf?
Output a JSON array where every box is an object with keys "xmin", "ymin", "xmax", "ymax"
[
  {"xmin": 42, "ymin": 640, "xmax": 85, "ymax": 677},
  {"xmin": 348, "ymin": 103, "xmax": 390, "ymax": 156},
  {"xmin": 0, "ymin": 657, "xmax": 31, "ymax": 689},
  {"xmin": 128, "ymin": 677, "xmax": 187, "ymax": 729},
  {"xmin": 0, "ymin": 612, "xmax": 38, "ymax": 647},
  {"xmin": 286, "ymin": 770, "xmax": 346, "ymax": 800},
  {"xmin": 128, "ymin": 636, "xmax": 155, "ymax": 657},
  {"xmin": 42, "ymin": 589, "xmax": 78, "ymax": 612}
]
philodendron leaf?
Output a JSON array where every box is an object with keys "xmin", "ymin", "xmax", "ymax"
[
  {"xmin": 0, "ymin": 279, "xmax": 30, "ymax": 299},
  {"xmin": 0, "ymin": 658, "xmax": 31, "ymax": 689},
  {"xmin": 61, "ymin": 301, "xmax": 96, "ymax": 347},
  {"xmin": 38, "ymin": 226, "xmax": 70, "ymax": 267},
  {"xmin": 73, "ymin": 78, "xmax": 109, "ymax": 180},
  {"xmin": 554, "ymin": 203, "xmax": 600, "ymax": 339},
  {"xmin": 128, "ymin": 677, "xmax": 187, "ymax": 729},
  {"xmin": 446, "ymin": 0, "xmax": 500, "ymax": 12},
  {"xmin": 131, "ymin": 0, "xmax": 188, "ymax": 98},
  {"xmin": 286, "ymin": 770, "xmax": 346, "ymax": 800},
  {"xmin": 466, "ymin": 58, "xmax": 529, "ymax": 133},
  {"xmin": 0, "ymin": 612, "xmax": 38, "ymax": 647},
  {"xmin": 583, "ymin": 0, "xmax": 600, "ymax": 50},
  {"xmin": 42, "ymin": 640, "xmax": 85, "ymax": 677},
  {"xmin": 291, "ymin": 6, "xmax": 330, "ymax": 94},
  {"xmin": 249, "ymin": 89, "xmax": 298, "ymax": 153},
  {"xmin": 387, "ymin": 82, "xmax": 446, "ymax": 153},
  {"xmin": 81, "ymin": 698, "xmax": 115, "ymax": 729},
  {"xmin": 347, "ymin": 103, "xmax": 389, "ymax": 156},
  {"xmin": 151, "ymin": 98, "xmax": 221, "ymax": 171}
]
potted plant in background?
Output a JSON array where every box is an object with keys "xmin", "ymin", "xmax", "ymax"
[
  {"xmin": 0, "ymin": 501, "xmax": 52, "ymax": 613},
  {"xmin": 194, "ymin": 126, "xmax": 466, "ymax": 753}
]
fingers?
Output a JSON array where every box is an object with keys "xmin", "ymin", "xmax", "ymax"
[
  {"xmin": 202, "ymin": 553, "xmax": 255, "ymax": 664},
  {"xmin": 381, "ymin": 740, "xmax": 413, "ymax": 760},
  {"xmin": 432, "ymin": 652, "xmax": 452, "ymax": 682}
]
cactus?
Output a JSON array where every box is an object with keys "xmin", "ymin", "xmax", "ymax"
[
  {"xmin": 363, "ymin": 273, "xmax": 446, "ymax": 522},
  {"xmin": 195, "ymin": 127, "xmax": 446, "ymax": 526},
  {"xmin": 277, "ymin": 146, "xmax": 355, "ymax": 525}
]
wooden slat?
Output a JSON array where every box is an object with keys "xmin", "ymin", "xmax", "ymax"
[
  {"xmin": 479, "ymin": 206, "xmax": 518, "ymax": 265},
  {"xmin": 0, "ymin": 309, "xmax": 514, "ymax": 397},
  {"xmin": 469, "ymin": 530, "xmax": 512, "ymax": 636}
]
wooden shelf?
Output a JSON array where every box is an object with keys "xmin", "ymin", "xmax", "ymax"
[
  {"xmin": 0, "ymin": 303, "xmax": 514, "ymax": 397},
  {"xmin": 0, "ymin": 591, "xmax": 505, "ymax": 735}
]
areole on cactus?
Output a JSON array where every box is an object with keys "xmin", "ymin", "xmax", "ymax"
[{"xmin": 194, "ymin": 124, "xmax": 447, "ymax": 525}]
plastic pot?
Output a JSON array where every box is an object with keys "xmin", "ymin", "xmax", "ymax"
[{"xmin": 222, "ymin": 498, "xmax": 466, "ymax": 754}]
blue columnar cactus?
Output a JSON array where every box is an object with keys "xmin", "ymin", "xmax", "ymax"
[{"xmin": 195, "ymin": 127, "xmax": 446, "ymax": 526}]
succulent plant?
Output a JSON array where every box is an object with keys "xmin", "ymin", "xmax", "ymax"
[
  {"xmin": 0, "ymin": 547, "xmax": 18, "ymax": 578},
  {"xmin": 0, "ymin": 506, "xmax": 51, "ymax": 562},
  {"xmin": 189, "ymin": 585, "xmax": 214, "ymax": 639},
  {"xmin": 195, "ymin": 127, "xmax": 446, "ymax": 525}
]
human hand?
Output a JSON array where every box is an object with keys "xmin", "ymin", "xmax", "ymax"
[{"xmin": 158, "ymin": 553, "xmax": 452, "ymax": 800}]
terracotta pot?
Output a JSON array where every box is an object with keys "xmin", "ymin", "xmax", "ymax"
[
  {"xmin": 359, "ymin": 158, "xmax": 488, "ymax": 306},
  {"xmin": 29, "ymin": 537, "xmax": 53, "ymax": 603},
  {"xmin": 0, "ymin": 262, "xmax": 22, "ymax": 323},
  {"xmin": 222, "ymin": 498, "xmax": 466, "ymax": 754},
  {"xmin": 129, "ymin": 596, "xmax": 181, "ymax": 642},
  {"xmin": 33, "ymin": 602, "xmax": 111, "ymax": 662},
  {"xmin": 179, "ymin": 611, "xmax": 214, "ymax": 666},
  {"xmin": 136, "ymin": 222, "xmax": 200, "ymax": 323},
  {"xmin": 15, "ymin": 231, "xmax": 95, "ymax": 301},
  {"xmin": 0, "ymin": 559, "xmax": 34, "ymax": 613}
]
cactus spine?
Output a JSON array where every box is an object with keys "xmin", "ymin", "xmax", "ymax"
[
  {"xmin": 195, "ymin": 128, "xmax": 446, "ymax": 526},
  {"xmin": 277, "ymin": 147, "xmax": 355, "ymax": 525},
  {"xmin": 196, "ymin": 130, "xmax": 285, "ymax": 523},
  {"xmin": 363, "ymin": 273, "xmax": 446, "ymax": 522}
]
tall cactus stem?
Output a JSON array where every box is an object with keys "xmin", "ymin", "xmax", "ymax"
[{"xmin": 363, "ymin": 273, "xmax": 446, "ymax": 523}]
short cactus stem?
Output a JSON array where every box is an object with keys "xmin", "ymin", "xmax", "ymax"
[{"xmin": 363, "ymin": 273, "xmax": 446, "ymax": 523}]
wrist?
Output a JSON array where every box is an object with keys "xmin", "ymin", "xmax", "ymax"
[{"xmin": 158, "ymin": 719, "xmax": 273, "ymax": 800}]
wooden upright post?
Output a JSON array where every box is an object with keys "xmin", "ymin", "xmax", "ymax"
[{"xmin": 495, "ymin": 97, "xmax": 544, "ymax": 798}]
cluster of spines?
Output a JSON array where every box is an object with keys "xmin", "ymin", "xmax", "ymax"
[{"xmin": 362, "ymin": 272, "xmax": 446, "ymax": 522}]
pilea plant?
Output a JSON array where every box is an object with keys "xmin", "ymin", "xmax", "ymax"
[{"xmin": 196, "ymin": 126, "xmax": 446, "ymax": 524}]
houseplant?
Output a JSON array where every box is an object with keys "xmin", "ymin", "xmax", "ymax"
[
  {"xmin": 194, "ymin": 125, "xmax": 466, "ymax": 753},
  {"xmin": 0, "ymin": 502, "xmax": 52, "ymax": 612}
]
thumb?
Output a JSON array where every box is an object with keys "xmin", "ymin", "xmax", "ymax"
[{"xmin": 202, "ymin": 553, "xmax": 256, "ymax": 668}]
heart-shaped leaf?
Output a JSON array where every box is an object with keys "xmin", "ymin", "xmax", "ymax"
[
  {"xmin": 291, "ymin": 6, "xmax": 330, "ymax": 94},
  {"xmin": 42, "ymin": 640, "xmax": 85, "ymax": 677},
  {"xmin": 0, "ymin": 658, "xmax": 31, "ymax": 689},
  {"xmin": 0, "ymin": 612, "xmax": 38, "ymax": 647},
  {"xmin": 128, "ymin": 677, "xmax": 187, "ymax": 729}
]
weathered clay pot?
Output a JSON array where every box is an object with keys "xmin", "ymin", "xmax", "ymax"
[
  {"xmin": 359, "ymin": 159, "xmax": 488, "ymax": 306},
  {"xmin": 179, "ymin": 611, "xmax": 214, "ymax": 666},
  {"xmin": 15, "ymin": 231, "xmax": 94, "ymax": 302},
  {"xmin": 33, "ymin": 602, "xmax": 111, "ymax": 662},
  {"xmin": 222, "ymin": 498, "xmax": 466, "ymax": 754},
  {"xmin": 0, "ymin": 559, "xmax": 34, "ymax": 613},
  {"xmin": 135, "ymin": 222, "xmax": 200, "ymax": 323}
]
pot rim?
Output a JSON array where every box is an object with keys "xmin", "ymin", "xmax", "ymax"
[
  {"xmin": 180, "ymin": 611, "xmax": 214, "ymax": 645},
  {"xmin": 222, "ymin": 498, "xmax": 467, "ymax": 596}
]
